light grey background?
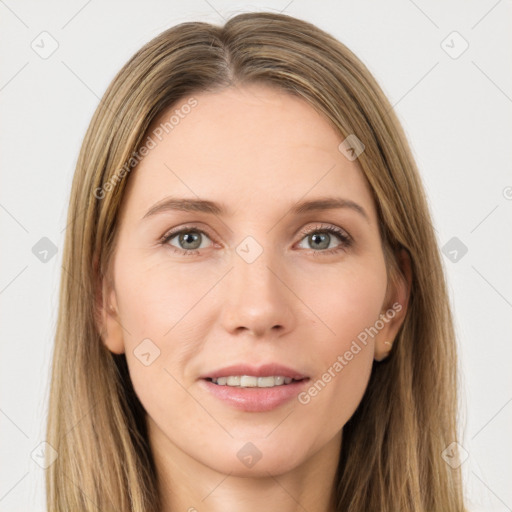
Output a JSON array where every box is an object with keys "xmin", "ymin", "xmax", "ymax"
[{"xmin": 1, "ymin": 1, "xmax": 511, "ymax": 510}]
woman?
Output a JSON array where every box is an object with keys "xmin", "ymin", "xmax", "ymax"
[{"xmin": 46, "ymin": 11, "xmax": 467, "ymax": 512}]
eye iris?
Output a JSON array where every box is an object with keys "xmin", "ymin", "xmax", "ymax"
[
  {"xmin": 179, "ymin": 231, "xmax": 201, "ymax": 250},
  {"xmin": 310, "ymin": 232, "xmax": 330, "ymax": 250}
]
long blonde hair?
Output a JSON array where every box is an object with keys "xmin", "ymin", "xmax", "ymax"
[{"xmin": 46, "ymin": 12, "xmax": 467, "ymax": 511}]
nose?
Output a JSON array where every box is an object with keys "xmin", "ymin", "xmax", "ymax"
[{"xmin": 219, "ymin": 247, "xmax": 296, "ymax": 339}]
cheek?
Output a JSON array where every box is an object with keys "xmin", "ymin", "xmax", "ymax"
[
  {"xmin": 112, "ymin": 254, "xmax": 220, "ymax": 424},
  {"xmin": 294, "ymin": 256, "xmax": 386, "ymax": 428},
  {"xmin": 296, "ymin": 354, "xmax": 374, "ymax": 457},
  {"xmin": 114, "ymin": 251, "xmax": 219, "ymax": 343},
  {"xmin": 298, "ymin": 252, "xmax": 388, "ymax": 344}
]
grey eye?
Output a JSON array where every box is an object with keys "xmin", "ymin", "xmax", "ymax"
[
  {"xmin": 307, "ymin": 232, "xmax": 331, "ymax": 250},
  {"xmin": 165, "ymin": 230, "xmax": 212, "ymax": 251}
]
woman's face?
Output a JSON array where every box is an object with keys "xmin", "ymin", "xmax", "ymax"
[{"xmin": 99, "ymin": 84, "xmax": 408, "ymax": 476}]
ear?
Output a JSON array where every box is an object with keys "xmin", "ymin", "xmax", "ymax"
[
  {"xmin": 94, "ymin": 256, "xmax": 125, "ymax": 355},
  {"xmin": 374, "ymin": 247, "xmax": 412, "ymax": 362}
]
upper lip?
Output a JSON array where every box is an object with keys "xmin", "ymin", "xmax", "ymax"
[{"xmin": 200, "ymin": 363, "xmax": 308, "ymax": 380}]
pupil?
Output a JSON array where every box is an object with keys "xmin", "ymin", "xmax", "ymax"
[
  {"xmin": 181, "ymin": 232, "xmax": 200, "ymax": 249},
  {"xmin": 311, "ymin": 233, "xmax": 329, "ymax": 250}
]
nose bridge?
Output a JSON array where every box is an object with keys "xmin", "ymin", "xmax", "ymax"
[
  {"xmin": 220, "ymin": 238, "xmax": 294, "ymax": 336},
  {"xmin": 232, "ymin": 240, "xmax": 283, "ymax": 305}
]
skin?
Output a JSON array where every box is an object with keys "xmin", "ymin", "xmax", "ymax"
[{"xmin": 98, "ymin": 84, "xmax": 411, "ymax": 512}]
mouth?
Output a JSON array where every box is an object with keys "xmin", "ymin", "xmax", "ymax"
[{"xmin": 199, "ymin": 363, "xmax": 310, "ymax": 412}]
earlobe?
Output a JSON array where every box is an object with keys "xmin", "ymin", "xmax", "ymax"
[
  {"xmin": 374, "ymin": 247, "xmax": 412, "ymax": 362},
  {"xmin": 374, "ymin": 340, "xmax": 394, "ymax": 362}
]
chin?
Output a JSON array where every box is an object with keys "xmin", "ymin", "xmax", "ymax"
[
  {"xmin": 199, "ymin": 437, "xmax": 309, "ymax": 477},
  {"xmin": 210, "ymin": 454, "xmax": 303, "ymax": 478}
]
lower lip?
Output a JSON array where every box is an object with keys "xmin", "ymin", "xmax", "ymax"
[{"xmin": 200, "ymin": 378, "xmax": 309, "ymax": 412}]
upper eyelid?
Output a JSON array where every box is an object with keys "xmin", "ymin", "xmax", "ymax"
[
  {"xmin": 161, "ymin": 224, "xmax": 214, "ymax": 242},
  {"xmin": 300, "ymin": 223, "xmax": 350, "ymax": 237}
]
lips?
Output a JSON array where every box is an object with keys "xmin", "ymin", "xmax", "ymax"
[
  {"xmin": 199, "ymin": 363, "xmax": 310, "ymax": 412},
  {"xmin": 200, "ymin": 363, "xmax": 308, "ymax": 381},
  {"xmin": 200, "ymin": 376, "xmax": 309, "ymax": 412}
]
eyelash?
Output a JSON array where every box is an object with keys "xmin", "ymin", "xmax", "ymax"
[{"xmin": 160, "ymin": 223, "xmax": 353, "ymax": 257}]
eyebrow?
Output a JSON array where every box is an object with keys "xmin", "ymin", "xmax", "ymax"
[{"xmin": 142, "ymin": 196, "xmax": 370, "ymax": 222}]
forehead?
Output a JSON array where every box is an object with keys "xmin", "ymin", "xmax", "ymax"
[{"xmin": 120, "ymin": 84, "xmax": 377, "ymax": 222}]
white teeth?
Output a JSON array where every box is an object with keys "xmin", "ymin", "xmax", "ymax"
[
  {"xmin": 240, "ymin": 375, "xmax": 258, "ymax": 387},
  {"xmin": 257, "ymin": 376, "xmax": 275, "ymax": 387},
  {"xmin": 210, "ymin": 375, "xmax": 299, "ymax": 388}
]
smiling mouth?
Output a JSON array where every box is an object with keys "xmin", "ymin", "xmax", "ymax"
[{"xmin": 205, "ymin": 375, "xmax": 307, "ymax": 388}]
